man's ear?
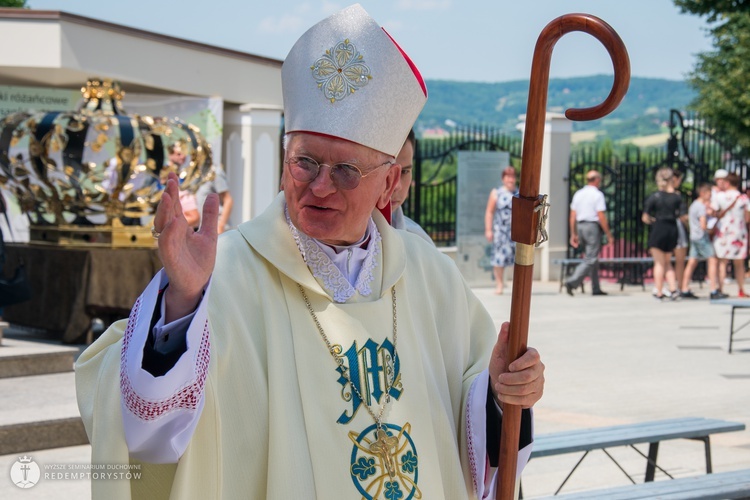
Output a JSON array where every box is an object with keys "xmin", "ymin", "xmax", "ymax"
[{"xmin": 376, "ymin": 163, "xmax": 401, "ymax": 210}]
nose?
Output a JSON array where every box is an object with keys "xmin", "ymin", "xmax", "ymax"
[{"xmin": 308, "ymin": 163, "xmax": 338, "ymax": 197}]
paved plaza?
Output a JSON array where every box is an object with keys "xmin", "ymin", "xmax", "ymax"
[
  {"xmin": 478, "ymin": 279, "xmax": 750, "ymax": 497},
  {"xmin": 1, "ymin": 278, "xmax": 749, "ymax": 499}
]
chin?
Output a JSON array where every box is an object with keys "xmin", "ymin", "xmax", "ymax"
[{"xmin": 296, "ymin": 218, "xmax": 339, "ymax": 242}]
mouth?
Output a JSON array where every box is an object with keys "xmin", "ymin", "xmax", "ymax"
[{"xmin": 303, "ymin": 203, "xmax": 336, "ymax": 213}]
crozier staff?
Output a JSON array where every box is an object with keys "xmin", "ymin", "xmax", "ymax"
[
  {"xmin": 497, "ymin": 13, "xmax": 629, "ymax": 500},
  {"xmin": 76, "ymin": 4, "xmax": 544, "ymax": 499}
]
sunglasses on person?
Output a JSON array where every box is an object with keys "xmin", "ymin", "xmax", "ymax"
[{"xmin": 285, "ymin": 155, "xmax": 394, "ymax": 190}]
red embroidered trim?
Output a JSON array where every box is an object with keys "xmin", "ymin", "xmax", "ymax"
[{"xmin": 120, "ymin": 295, "xmax": 211, "ymax": 421}]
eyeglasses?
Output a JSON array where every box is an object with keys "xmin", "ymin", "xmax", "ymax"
[{"xmin": 284, "ymin": 155, "xmax": 393, "ymax": 190}]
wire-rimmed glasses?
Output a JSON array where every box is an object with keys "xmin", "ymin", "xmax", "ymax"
[{"xmin": 284, "ymin": 155, "xmax": 393, "ymax": 190}]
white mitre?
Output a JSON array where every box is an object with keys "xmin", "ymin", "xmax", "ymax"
[{"xmin": 282, "ymin": 3, "xmax": 427, "ymax": 157}]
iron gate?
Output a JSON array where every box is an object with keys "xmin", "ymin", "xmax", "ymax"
[
  {"xmin": 402, "ymin": 110, "xmax": 749, "ymax": 262},
  {"xmin": 565, "ymin": 109, "xmax": 750, "ymax": 285},
  {"xmin": 404, "ymin": 126, "xmax": 522, "ymax": 246}
]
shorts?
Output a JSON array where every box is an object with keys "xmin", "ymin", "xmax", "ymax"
[
  {"xmin": 689, "ymin": 235, "xmax": 716, "ymax": 259},
  {"xmin": 648, "ymin": 219, "xmax": 678, "ymax": 252}
]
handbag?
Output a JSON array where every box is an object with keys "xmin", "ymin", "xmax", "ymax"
[{"xmin": 0, "ymin": 209, "xmax": 32, "ymax": 308}]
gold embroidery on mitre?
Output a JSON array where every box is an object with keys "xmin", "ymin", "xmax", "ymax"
[{"xmin": 311, "ymin": 39, "xmax": 372, "ymax": 103}]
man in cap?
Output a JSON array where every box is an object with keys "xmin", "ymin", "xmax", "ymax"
[
  {"xmin": 76, "ymin": 5, "xmax": 544, "ymax": 499},
  {"xmin": 713, "ymin": 168, "xmax": 729, "ymax": 194}
]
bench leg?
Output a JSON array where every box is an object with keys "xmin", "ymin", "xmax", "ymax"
[
  {"xmin": 645, "ymin": 442, "xmax": 659, "ymax": 482},
  {"xmin": 554, "ymin": 451, "xmax": 590, "ymax": 495},
  {"xmin": 630, "ymin": 443, "xmax": 675, "ymax": 481},
  {"xmin": 559, "ymin": 264, "xmax": 566, "ymax": 293},
  {"xmin": 689, "ymin": 436, "xmax": 712, "ymax": 474},
  {"xmin": 602, "ymin": 448, "xmax": 636, "ymax": 485},
  {"xmin": 730, "ymin": 306, "xmax": 736, "ymax": 354}
]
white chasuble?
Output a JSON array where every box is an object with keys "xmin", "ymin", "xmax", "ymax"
[{"xmin": 76, "ymin": 193, "xmax": 522, "ymax": 499}]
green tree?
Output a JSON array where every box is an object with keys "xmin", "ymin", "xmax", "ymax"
[
  {"xmin": 687, "ymin": 13, "xmax": 750, "ymax": 150},
  {"xmin": 675, "ymin": 0, "xmax": 750, "ymax": 21},
  {"xmin": 0, "ymin": 0, "xmax": 27, "ymax": 6},
  {"xmin": 676, "ymin": 0, "xmax": 750, "ymax": 150}
]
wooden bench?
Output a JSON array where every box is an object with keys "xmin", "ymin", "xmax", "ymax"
[
  {"xmin": 554, "ymin": 257, "xmax": 654, "ymax": 292},
  {"xmin": 526, "ymin": 417, "xmax": 746, "ymax": 496},
  {"xmin": 711, "ymin": 298, "xmax": 750, "ymax": 353},
  {"xmin": 535, "ymin": 468, "xmax": 750, "ymax": 499},
  {"xmin": 554, "ymin": 256, "xmax": 709, "ymax": 293}
]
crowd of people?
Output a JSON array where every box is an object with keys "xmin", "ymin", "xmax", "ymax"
[
  {"xmin": 641, "ymin": 167, "xmax": 748, "ymax": 301},
  {"xmin": 534, "ymin": 165, "xmax": 748, "ymax": 300}
]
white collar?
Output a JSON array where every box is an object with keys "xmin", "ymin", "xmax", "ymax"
[{"xmin": 285, "ymin": 205, "xmax": 381, "ymax": 303}]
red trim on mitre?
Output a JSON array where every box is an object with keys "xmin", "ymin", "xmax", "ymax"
[{"xmin": 381, "ymin": 27, "xmax": 427, "ymax": 97}]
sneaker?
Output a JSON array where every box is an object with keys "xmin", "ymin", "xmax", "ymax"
[
  {"xmin": 739, "ymin": 290, "xmax": 748, "ymax": 298},
  {"xmin": 670, "ymin": 292, "xmax": 681, "ymax": 301},
  {"xmin": 592, "ymin": 290, "xmax": 608, "ymax": 296},
  {"xmin": 680, "ymin": 290, "xmax": 699, "ymax": 299},
  {"xmin": 710, "ymin": 291, "xmax": 729, "ymax": 300},
  {"xmin": 654, "ymin": 294, "xmax": 665, "ymax": 302}
]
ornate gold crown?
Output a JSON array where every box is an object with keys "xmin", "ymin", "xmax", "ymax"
[{"xmin": 0, "ymin": 79, "xmax": 214, "ymax": 242}]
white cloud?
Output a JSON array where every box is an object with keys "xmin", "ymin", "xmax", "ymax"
[
  {"xmin": 396, "ymin": 0, "xmax": 452, "ymax": 11},
  {"xmin": 320, "ymin": 1, "xmax": 342, "ymax": 16},
  {"xmin": 382, "ymin": 19, "xmax": 404, "ymax": 33},
  {"xmin": 258, "ymin": 2, "xmax": 346, "ymax": 33},
  {"xmin": 258, "ymin": 14, "xmax": 306, "ymax": 34}
]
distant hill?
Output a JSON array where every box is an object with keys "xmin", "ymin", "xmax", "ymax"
[{"xmin": 417, "ymin": 76, "xmax": 696, "ymax": 142}]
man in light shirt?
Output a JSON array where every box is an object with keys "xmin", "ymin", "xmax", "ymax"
[{"xmin": 564, "ymin": 170, "xmax": 614, "ymax": 296}]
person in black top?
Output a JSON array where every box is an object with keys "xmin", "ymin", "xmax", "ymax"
[{"xmin": 642, "ymin": 167, "xmax": 685, "ymax": 300}]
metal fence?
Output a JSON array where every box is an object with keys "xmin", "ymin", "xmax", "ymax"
[
  {"xmin": 404, "ymin": 126, "xmax": 522, "ymax": 246},
  {"xmin": 406, "ymin": 110, "xmax": 749, "ymax": 258}
]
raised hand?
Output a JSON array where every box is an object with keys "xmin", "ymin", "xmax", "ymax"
[
  {"xmin": 489, "ymin": 321, "xmax": 545, "ymax": 409},
  {"xmin": 152, "ymin": 171, "xmax": 220, "ymax": 322}
]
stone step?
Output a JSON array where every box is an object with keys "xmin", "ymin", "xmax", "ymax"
[
  {"xmin": 0, "ymin": 336, "xmax": 82, "ymax": 379},
  {"xmin": 0, "ymin": 372, "xmax": 89, "ymax": 455}
]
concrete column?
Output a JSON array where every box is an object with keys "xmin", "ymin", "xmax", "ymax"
[
  {"xmin": 539, "ymin": 113, "xmax": 572, "ymax": 282},
  {"xmin": 223, "ymin": 104, "xmax": 283, "ymax": 225},
  {"xmin": 518, "ymin": 112, "xmax": 572, "ymax": 281}
]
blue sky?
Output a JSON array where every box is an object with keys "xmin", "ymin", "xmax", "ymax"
[{"xmin": 28, "ymin": 0, "xmax": 713, "ymax": 82}]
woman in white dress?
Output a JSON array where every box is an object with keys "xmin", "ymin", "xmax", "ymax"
[{"xmin": 712, "ymin": 172, "xmax": 750, "ymax": 297}]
